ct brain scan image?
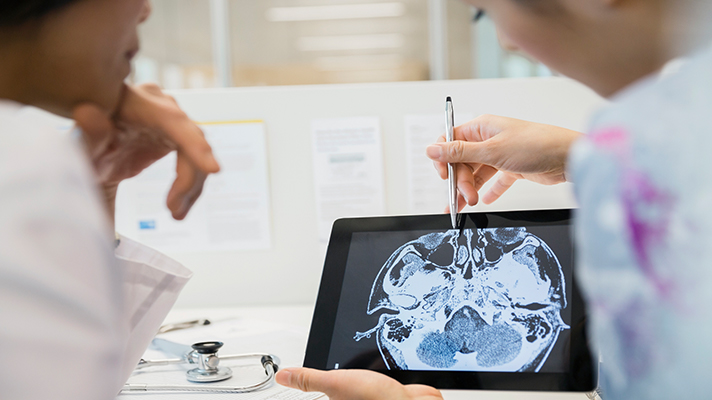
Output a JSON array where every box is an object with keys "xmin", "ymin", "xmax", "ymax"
[{"xmin": 353, "ymin": 227, "xmax": 568, "ymax": 372}]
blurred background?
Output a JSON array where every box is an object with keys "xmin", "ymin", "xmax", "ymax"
[{"xmin": 132, "ymin": 0, "xmax": 554, "ymax": 89}]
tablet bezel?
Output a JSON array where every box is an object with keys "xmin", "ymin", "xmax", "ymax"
[{"xmin": 304, "ymin": 209, "xmax": 596, "ymax": 391}]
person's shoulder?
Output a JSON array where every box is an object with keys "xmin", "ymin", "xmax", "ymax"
[
  {"xmin": 0, "ymin": 104, "xmax": 91, "ymax": 185},
  {"xmin": 0, "ymin": 102, "xmax": 115, "ymax": 308},
  {"xmin": 0, "ymin": 103, "xmax": 107, "ymax": 235},
  {"xmin": 570, "ymin": 45, "xmax": 712, "ymax": 229},
  {"xmin": 0, "ymin": 104, "xmax": 123, "ymax": 400},
  {"xmin": 570, "ymin": 46, "xmax": 712, "ymax": 203},
  {"xmin": 589, "ymin": 45, "xmax": 712, "ymax": 141},
  {"xmin": 576, "ymin": 44, "xmax": 712, "ymax": 192}
]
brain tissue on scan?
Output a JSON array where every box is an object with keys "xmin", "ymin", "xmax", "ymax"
[{"xmin": 354, "ymin": 228, "xmax": 568, "ymax": 372}]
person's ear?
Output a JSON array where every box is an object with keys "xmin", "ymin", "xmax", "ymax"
[
  {"xmin": 496, "ymin": 28, "xmax": 520, "ymax": 52},
  {"xmin": 139, "ymin": 0, "xmax": 152, "ymax": 23}
]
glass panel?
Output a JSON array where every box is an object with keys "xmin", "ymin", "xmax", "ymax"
[
  {"xmin": 228, "ymin": 0, "xmax": 430, "ymax": 85},
  {"xmin": 133, "ymin": 0, "xmax": 214, "ymax": 89},
  {"xmin": 132, "ymin": 0, "xmax": 551, "ymax": 88},
  {"xmin": 446, "ymin": 0, "xmax": 474, "ymax": 79}
]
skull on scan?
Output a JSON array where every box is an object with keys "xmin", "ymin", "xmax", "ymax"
[{"xmin": 354, "ymin": 228, "xmax": 568, "ymax": 372}]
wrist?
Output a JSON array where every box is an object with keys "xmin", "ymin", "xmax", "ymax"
[
  {"xmin": 102, "ymin": 183, "xmax": 119, "ymax": 229},
  {"xmin": 562, "ymin": 131, "xmax": 584, "ymax": 183}
]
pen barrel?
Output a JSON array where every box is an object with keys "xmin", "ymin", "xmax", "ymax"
[
  {"xmin": 447, "ymin": 163, "xmax": 457, "ymax": 201},
  {"xmin": 448, "ymin": 162, "xmax": 458, "ymax": 228},
  {"xmin": 446, "ymin": 102, "xmax": 454, "ymax": 141},
  {"xmin": 446, "ymin": 98, "xmax": 457, "ymax": 227}
]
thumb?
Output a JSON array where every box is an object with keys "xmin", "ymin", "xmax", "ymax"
[
  {"xmin": 72, "ymin": 103, "xmax": 114, "ymax": 156},
  {"xmin": 276, "ymin": 368, "xmax": 330, "ymax": 393},
  {"xmin": 426, "ymin": 140, "xmax": 495, "ymax": 165}
]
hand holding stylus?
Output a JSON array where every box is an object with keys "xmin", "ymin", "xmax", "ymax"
[{"xmin": 427, "ymin": 114, "xmax": 582, "ymax": 209}]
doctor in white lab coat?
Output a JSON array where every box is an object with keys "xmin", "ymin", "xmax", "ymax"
[{"xmin": 0, "ymin": 1, "xmax": 220, "ymax": 399}]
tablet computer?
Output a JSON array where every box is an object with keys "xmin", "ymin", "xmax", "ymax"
[{"xmin": 304, "ymin": 210, "xmax": 596, "ymax": 391}]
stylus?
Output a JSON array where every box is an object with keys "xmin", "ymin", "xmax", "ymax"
[{"xmin": 446, "ymin": 97, "xmax": 458, "ymax": 229}]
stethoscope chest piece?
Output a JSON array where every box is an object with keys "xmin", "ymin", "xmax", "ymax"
[
  {"xmin": 186, "ymin": 341, "xmax": 233, "ymax": 383},
  {"xmin": 125, "ymin": 339, "xmax": 279, "ymax": 393}
]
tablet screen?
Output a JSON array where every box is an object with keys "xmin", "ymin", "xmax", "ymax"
[{"xmin": 305, "ymin": 210, "xmax": 596, "ymax": 391}]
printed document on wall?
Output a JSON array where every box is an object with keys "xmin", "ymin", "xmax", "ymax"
[
  {"xmin": 311, "ymin": 116, "xmax": 386, "ymax": 242},
  {"xmin": 115, "ymin": 121, "xmax": 272, "ymax": 253},
  {"xmin": 405, "ymin": 113, "xmax": 473, "ymax": 214}
]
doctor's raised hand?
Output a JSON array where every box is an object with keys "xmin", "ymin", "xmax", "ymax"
[
  {"xmin": 72, "ymin": 83, "xmax": 221, "ymax": 225},
  {"xmin": 276, "ymin": 367, "xmax": 443, "ymax": 400},
  {"xmin": 426, "ymin": 115, "xmax": 582, "ymax": 209}
]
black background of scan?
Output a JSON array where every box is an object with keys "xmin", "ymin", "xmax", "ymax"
[{"xmin": 326, "ymin": 225, "xmax": 573, "ymax": 373}]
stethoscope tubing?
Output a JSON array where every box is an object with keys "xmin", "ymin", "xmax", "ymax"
[
  {"xmin": 135, "ymin": 352, "xmax": 277, "ymax": 370},
  {"xmin": 121, "ymin": 354, "xmax": 275, "ymax": 394}
]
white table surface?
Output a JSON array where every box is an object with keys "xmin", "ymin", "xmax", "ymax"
[{"xmin": 161, "ymin": 306, "xmax": 591, "ymax": 400}]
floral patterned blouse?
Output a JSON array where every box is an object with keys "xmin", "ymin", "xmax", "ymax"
[{"xmin": 570, "ymin": 45, "xmax": 712, "ymax": 399}]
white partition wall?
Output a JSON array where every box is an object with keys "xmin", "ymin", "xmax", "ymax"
[{"xmin": 121, "ymin": 77, "xmax": 605, "ymax": 308}]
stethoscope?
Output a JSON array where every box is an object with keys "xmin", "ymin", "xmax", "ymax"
[{"xmin": 121, "ymin": 340, "xmax": 279, "ymax": 393}]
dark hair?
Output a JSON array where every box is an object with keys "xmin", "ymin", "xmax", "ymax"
[{"xmin": 0, "ymin": 0, "xmax": 79, "ymax": 27}]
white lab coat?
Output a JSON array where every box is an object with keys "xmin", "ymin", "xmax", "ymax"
[{"xmin": 0, "ymin": 100, "xmax": 191, "ymax": 400}]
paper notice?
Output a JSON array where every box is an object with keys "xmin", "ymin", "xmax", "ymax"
[
  {"xmin": 404, "ymin": 113, "xmax": 473, "ymax": 214},
  {"xmin": 311, "ymin": 117, "xmax": 386, "ymax": 241},
  {"xmin": 115, "ymin": 121, "xmax": 272, "ymax": 253}
]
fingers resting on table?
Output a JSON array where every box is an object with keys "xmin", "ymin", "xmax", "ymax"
[{"xmin": 276, "ymin": 367, "xmax": 443, "ymax": 400}]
